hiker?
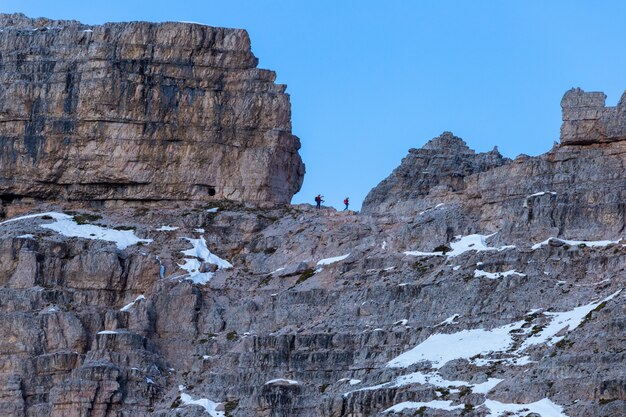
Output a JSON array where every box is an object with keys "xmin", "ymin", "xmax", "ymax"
[
  {"xmin": 343, "ymin": 197, "xmax": 349, "ymax": 211},
  {"xmin": 315, "ymin": 194, "xmax": 324, "ymax": 209}
]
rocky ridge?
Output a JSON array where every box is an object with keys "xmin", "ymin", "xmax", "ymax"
[
  {"xmin": 0, "ymin": 13, "xmax": 304, "ymax": 209},
  {"xmin": 0, "ymin": 16, "xmax": 624, "ymax": 417}
]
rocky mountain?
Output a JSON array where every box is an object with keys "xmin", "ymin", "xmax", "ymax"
[
  {"xmin": 0, "ymin": 15, "xmax": 624, "ymax": 417},
  {"xmin": 0, "ymin": 14, "xmax": 304, "ymax": 208}
]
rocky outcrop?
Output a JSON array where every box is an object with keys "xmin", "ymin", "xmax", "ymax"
[
  {"xmin": 560, "ymin": 87, "xmax": 626, "ymax": 145},
  {"xmin": 0, "ymin": 14, "xmax": 304, "ymax": 207},
  {"xmin": 361, "ymin": 132, "xmax": 508, "ymax": 215}
]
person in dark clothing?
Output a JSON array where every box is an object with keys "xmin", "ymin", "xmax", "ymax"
[
  {"xmin": 343, "ymin": 197, "xmax": 349, "ymax": 211},
  {"xmin": 315, "ymin": 194, "xmax": 324, "ymax": 209}
]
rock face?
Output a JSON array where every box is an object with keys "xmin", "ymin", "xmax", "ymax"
[
  {"xmin": 0, "ymin": 14, "xmax": 304, "ymax": 206},
  {"xmin": 561, "ymin": 87, "xmax": 626, "ymax": 145},
  {"xmin": 0, "ymin": 25, "xmax": 624, "ymax": 417},
  {"xmin": 361, "ymin": 132, "xmax": 508, "ymax": 215}
]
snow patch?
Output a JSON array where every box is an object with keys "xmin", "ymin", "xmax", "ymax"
[
  {"xmin": 532, "ymin": 237, "xmax": 619, "ymax": 250},
  {"xmin": 418, "ymin": 203, "xmax": 446, "ymax": 215},
  {"xmin": 120, "ymin": 295, "xmax": 146, "ymax": 312},
  {"xmin": 178, "ymin": 236, "xmax": 233, "ymax": 284},
  {"xmin": 384, "ymin": 400, "xmax": 464, "ymax": 413},
  {"xmin": 435, "ymin": 314, "xmax": 460, "ymax": 327},
  {"xmin": 0, "ymin": 212, "xmax": 151, "ymax": 250},
  {"xmin": 405, "ymin": 234, "xmax": 515, "ymax": 258},
  {"xmin": 97, "ymin": 330, "xmax": 120, "ymax": 335},
  {"xmin": 156, "ymin": 225, "xmax": 179, "ymax": 231},
  {"xmin": 474, "ymin": 269, "xmax": 526, "ymax": 279},
  {"xmin": 17, "ymin": 234, "xmax": 34, "ymax": 239},
  {"xmin": 387, "ymin": 321, "xmax": 524, "ymax": 369},
  {"xmin": 179, "ymin": 393, "xmax": 224, "ymax": 417},
  {"xmin": 526, "ymin": 191, "xmax": 557, "ymax": 198},
  {"xmin": 520, "ymin": 291, "xmax": 620, "ymax": 350},
  {"xmin": 482, "ymin": 398, "xmax": 568, "ymax": 417},
  {"xmin": 264, "ymin": 378, "xmax": 299, "ymax": 386},
  {"xmin": 317, "ymin": 253, "xmax": 350, "ymax": 266}
]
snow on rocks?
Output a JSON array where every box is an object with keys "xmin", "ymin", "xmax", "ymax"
[
  {"xmin": 526, "ymin": 191, "xmax": 557, "ymax": 198},
  {"xmin": 178, "ymin": 236, "xmax": 233, "ymax": 284},
  {"xmin": 316, "ymin": 253, "xmax": 350, "ymax": 266},
  {"xmin": 481, "ymin": 398, "xmax": 568, "ymax": 417},
  {"xmin": 474, "ymin": 269, "xmax": 526, "ymax": 279},
  {"xmin": 520, "ymin": 290, "xmax": 621, "ymax": 350},
  {"xmin": 353, "ymin": 371, "xmax": 502, "ymax": 394},
  {"xmin": 531, "ymin": 237, "xmax": 620, "ymax": 250},
  {"xmin": 387, "ymin": 320, "xmax": 525, "ymax": 369},
  {"xmin": 384, "ymin": 400, "xmax": 464, "ymax": 413},
  {"xmin": 156, "ymin": 225, "xmax": 179, "ymax": 231},
  {"xmin": 384, "ymin": 397, "xmax": 567, "ymax": 416},
  {"xmin": 179, "ymin": 393, "xmax": 225, "ymax": 417},
  {"xmin": 387, "ymin": 290, "xmax": 621, "ymax": 371},
  {"xmin": 405, "ymin": 233, "xmax": 515, "ymax": 258},
  {"xmin": 264, "ymin": 378, "xmax": 300, "ymax": 386},
  {"xmin": 418, "ymin": 203, "xmax": 446, "ymax": 215},
  {"xmin": 120, "ymin": 295, "xmax": 146, "ymax": 312},
  {"xmin": 435, "ymin": 314, "xmax": 460, "ymax": 327},
  {"xmin": 403, "ymin": 249, "xmax": 444, "ymax": 257},
  {"xmin": 0, "ymin": 212, "xmax": 152, "ymax": 250}
]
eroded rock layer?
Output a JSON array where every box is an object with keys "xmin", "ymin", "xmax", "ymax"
[{"xmin": 0, "ymin": 14, "xmax": 304, "ymax": 206}]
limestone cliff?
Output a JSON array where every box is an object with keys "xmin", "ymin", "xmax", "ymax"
[{"xmin": 0, "ymin": 14, "xmax": 304, "ymax": 207}]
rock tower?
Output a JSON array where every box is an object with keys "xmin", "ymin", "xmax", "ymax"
[{"xmin": 560, "ymin": 87, "xmax": 626, "ymax": 145}]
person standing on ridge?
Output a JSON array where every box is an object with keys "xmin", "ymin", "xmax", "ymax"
[
  {"xmin": 315, "ymin": 194, "xmax": 324, "ymax": 209},
  {"xmin": 343, "ymin": 197, "xmax": 349, "ymax": 211}
]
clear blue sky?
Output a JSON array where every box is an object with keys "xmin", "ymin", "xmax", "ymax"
[{"xmin": 3, "ymin": 1, "xmax": 626, "ymax": 210}]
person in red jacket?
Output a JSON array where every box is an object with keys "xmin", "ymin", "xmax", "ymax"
[
  {"xmin": 315, "ymin": 194, "xmax": 324, "ymax": 209},
  {"xmin": 343, "ymin": 197, "xmax": 349, "ymax": 211}
]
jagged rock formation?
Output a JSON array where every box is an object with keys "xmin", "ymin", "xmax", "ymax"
[
  {"xmin": 0, "ymin": 14, "xmax": 304, "ymax": 207},
  {"xmin": 361, "ymin": 132, "xmax": 508, "ymax": 215},
  {"xmin": 561, "ymin": 88, "xmax": 626, "ymax": 145},
  {"xmin": 0, "ymin": 22, "xmax": 624, "ymax": 417}
]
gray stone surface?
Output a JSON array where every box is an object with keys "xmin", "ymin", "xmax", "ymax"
[{"xmin": 561, "ymin": 87, "xmax": 626, "ymax": 145}]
